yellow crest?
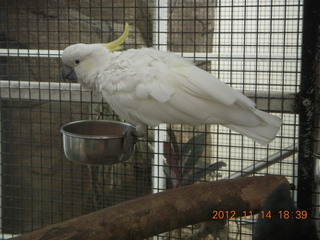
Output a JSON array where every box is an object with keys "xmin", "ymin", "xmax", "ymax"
[{"xmin": 104, "ymin": 23, "xmax": 130, "ymax": 52}]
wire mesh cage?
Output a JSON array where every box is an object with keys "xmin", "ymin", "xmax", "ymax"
[{"xmin": 0, "ymin": 0, "xmax": 319, "ymax": 239}]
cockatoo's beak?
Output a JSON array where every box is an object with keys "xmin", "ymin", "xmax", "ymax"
[{"xmin": 61, "ymin": 64, "xmax": 77, "ymax": 82}]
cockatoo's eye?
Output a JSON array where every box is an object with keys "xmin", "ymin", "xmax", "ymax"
[{"xmin": 75, "ymin": 59, "xmax": 80, "ymax": 65}]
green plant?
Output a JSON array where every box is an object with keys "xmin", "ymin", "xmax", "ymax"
[{"xmin": 163, "ymin": 129, "xmax": 226, "ymax": 188}]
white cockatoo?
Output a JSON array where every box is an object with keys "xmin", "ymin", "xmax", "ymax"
[{"xmin": 61, "ymin": 23, "xmax": 281, "ymax": 145}]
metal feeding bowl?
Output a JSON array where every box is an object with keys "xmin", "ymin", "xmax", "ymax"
[{"xmin": 61, "ymin": 120, "xmax": 137, "ymax": 165}]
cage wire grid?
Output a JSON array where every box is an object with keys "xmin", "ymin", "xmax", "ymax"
[{"xmin": 0, "ymin": 0, "xmax": 318, "ymax": 239}]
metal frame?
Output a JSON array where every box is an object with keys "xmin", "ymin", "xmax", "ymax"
[{"xmin": 297, "ymin": 0, "xmax": 320, "ymax": 213}]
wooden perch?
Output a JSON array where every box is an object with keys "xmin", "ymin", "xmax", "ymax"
[{"xmin": 12, "ymin": 175, "xmax": 288, "ymax": 240}]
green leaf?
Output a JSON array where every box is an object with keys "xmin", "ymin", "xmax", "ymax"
[{"xmin": 181, "ymin": 133, "xmax": 206, "ymax": 177}]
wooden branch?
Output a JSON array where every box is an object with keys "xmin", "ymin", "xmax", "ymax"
[{"xmin": 12, "ymin": 175, "xmax": 288, "ymax": 240}]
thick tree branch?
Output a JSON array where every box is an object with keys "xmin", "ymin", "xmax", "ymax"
[{"xmin": 12, "ymin": 175, "xmax": 288, "ymax": 240}]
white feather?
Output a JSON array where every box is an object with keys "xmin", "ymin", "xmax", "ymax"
[{"xmin": 61, "ymin": 45, "xmax": 282, "ymax": 145}]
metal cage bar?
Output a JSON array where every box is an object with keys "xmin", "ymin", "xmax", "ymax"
[{"xmin": 297, "ymin": 0, "xmax": 320, "ymax": 213}]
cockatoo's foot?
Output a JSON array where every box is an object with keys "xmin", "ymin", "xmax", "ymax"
[
  {"xmin": 125, "ymin": 125, "xmax": 146, "ymax": 143},
  {"xmin": 134, "ymin": 125, "xmax": 148, "ymax": 137},
  {"xmin": 123, "ymin": 126, "xmax": 138, "ymax": 145}
]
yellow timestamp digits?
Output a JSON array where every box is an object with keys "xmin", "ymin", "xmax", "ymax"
[
  {"xmin": 278, "ymin": 210, "xmax": 308, "ymax": 219},
  {"xmin": 212, "ymin": 210, "xmax": 309, "ymax": 220},
  {"xmin": 212, "ymin": 210, "xmax": 237, "ymax": 219},
  {"xmin": 242, "ymin": 210, "xmax": 272, "ymax": 219}
]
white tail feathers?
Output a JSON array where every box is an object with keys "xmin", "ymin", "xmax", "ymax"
[{"xmin": 225, "ymin": 109, "xmax": 282, "ymax": 145}]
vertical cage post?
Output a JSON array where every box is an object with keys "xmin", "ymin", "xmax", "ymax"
[
  {"xmin": 152, "ymin": 0, "xmax": 169, "ymax": 195},
  {"xmin": 297, "ymin": 0, "xmax": 320, "ymax": 212}
]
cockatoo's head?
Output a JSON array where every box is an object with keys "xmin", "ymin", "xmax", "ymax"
[
  {"xmin": 61, "ymin": 23, "xmax": 130, "ymax": 89},
  {"xmin": 61, "ymin": 43, "xmax": 110, "ymax": 88}
]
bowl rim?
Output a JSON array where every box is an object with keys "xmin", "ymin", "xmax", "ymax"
[{"xmin": 60, "ymin": 120, "xmax": 136, "ymax": 140}]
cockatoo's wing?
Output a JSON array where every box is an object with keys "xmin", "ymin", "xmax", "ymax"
[
  {"xmin": 170, "ymin": 64, "xmax": 282, "ymax": 144},
  {"xmin": 98, "ymin": 48, "xmax": 281, "ymax": 145},
  {"xmin": 169, "ymin": 64, "xmax": 281, "ymax": 145},
  {"xmin": 173, "ymin": 64, "xmax": 254, "ymax": 107}
]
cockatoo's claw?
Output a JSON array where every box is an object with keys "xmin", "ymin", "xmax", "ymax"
[
  {"xmin": 123, "ymin": 127, "xmax": 138, "ymax": 145},
  {"xmin": 122, "ymin": 125, "xmax": 145, "ymax": 144}
]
